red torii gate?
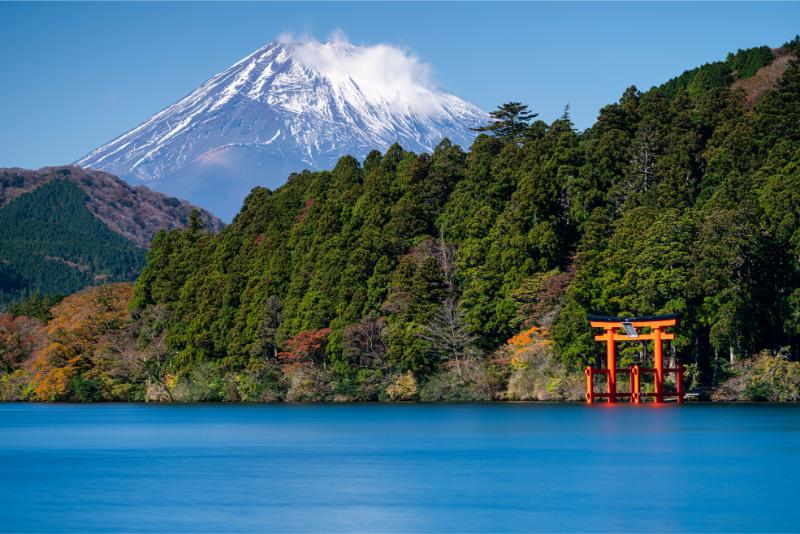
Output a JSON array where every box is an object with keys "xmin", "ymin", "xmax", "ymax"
[{"xmin": 585, "ymin": 313, "xmax": 684, "ymax": 404}]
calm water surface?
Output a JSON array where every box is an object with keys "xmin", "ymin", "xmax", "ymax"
[{"xmin": 0, "ymin": 403, "xmax": 798, "ymax": 532}]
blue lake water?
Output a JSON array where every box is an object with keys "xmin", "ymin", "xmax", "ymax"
[{"xmin": 0, "ymin": 403, "xmax": 798, "ymax": 533}]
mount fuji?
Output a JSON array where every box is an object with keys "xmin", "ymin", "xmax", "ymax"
[{"xmin": 77, "ymin": 36, "xmax": 488, "ymax": 220}]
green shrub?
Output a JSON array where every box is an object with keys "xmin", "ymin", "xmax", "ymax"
[
  {"xmin": 714, "ymin": 351, "xmax": 800, "ymax": 401},
  {"xmin": 285, "ymin": 368, "xmax": 332, "ymax": 402},
  {"xmin": 69, "ymin": 375, "xmax": 103, "ymax": 402},
  {"xmin": 0, "ymin": 369, "xmax": 34, "ymax": 401},
  {"xmin": 418, "ymin": 360, "xmax": 495, "ymax": 402},
  {"xmin": 233, "ymin": 361, "xmax": 284, "ymax": 402},
  {"xmin": 172, "ymin": 362, "xmax": 225, "ymax": 402}
]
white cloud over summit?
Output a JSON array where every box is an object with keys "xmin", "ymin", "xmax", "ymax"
[{"xmin": 278, "ymin": 31, "xmax": 444, "ymax": 115}]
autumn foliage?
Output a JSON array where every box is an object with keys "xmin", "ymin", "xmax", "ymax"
[
  {"xmin": 0, "ymin": 314, "xmax": 44, "ymax": 374},
  {"xmin": 278, "ymin": 328, "xmax": 332, "ymax": 372},
  {"xmin": 26, "ymin": 283, "xmax": 135, "ymax": 401}
]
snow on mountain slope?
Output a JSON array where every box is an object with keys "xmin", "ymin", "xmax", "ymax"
[{"xmin": 77, "ymin": 36, "xmax": 488, "ymax": 220}]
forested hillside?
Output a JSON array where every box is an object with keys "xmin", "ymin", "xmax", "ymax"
[
  {"xmin": 0, "ymin": 167, "xmax": 223, "ymax": 306},
  {"xmin": 2, "ymin": 39, "xmax": 800, "ymax": 402},
  {"xmin": 0, "ymin": 166, "xmax": 223, "ymax": 247},
  {"xmin": 0, "ymin": 180, "xmax": 145, "ymax": 305}
]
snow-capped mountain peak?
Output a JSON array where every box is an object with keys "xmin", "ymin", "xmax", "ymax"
[{"xmin": 77, "ymin": 36, "xmax": 487, "ymax": 220}]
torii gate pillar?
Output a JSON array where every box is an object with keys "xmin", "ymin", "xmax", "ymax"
[
  {"xmin": 605, "ymin": 328, "xmax": 616, "ymax": 402},
  {"xmin": 653, "ymin": 326, "xmax": 663, "ymax": 403}
]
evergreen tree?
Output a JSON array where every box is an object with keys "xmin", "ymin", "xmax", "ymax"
[{"xmin": 472, "ymin": 102, "xmax": 539, "ymax": 141}]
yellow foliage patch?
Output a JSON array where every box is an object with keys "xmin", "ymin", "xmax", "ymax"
[{"xmin": 386, "ymin": 372, "xmax": 418, "ymax": 401}]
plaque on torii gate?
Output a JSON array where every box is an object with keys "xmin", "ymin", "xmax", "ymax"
[{"xmin": 585, "ymin": 313, "xmax": 684, "ymax": 404}]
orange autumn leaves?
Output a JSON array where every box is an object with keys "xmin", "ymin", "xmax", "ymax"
[
  {"xmin": 25, "ymin": 283, "xmax": 133, "ymax": 401},
  {"xmin": 505, "ymin": 325, "xmax": 554, "ymax": 369},
  {"xmin": 498, "ymin": 325, "xmax": 583, "ymax": 401}
]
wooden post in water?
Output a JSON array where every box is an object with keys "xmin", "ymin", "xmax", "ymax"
[
  {"xmin": 653, "ymin": 326, "xmax": 663, "ymax": 403},
  {"xmin": 606, "ymin": 328, "xmax": 616, "ymax": 403},
  {"xmin": 631, "ymin": 365, "xmax": 640, "ymax": 404}
]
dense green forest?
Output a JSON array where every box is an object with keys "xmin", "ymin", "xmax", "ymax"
[
  {"xmin": 2, "ymin": 40, "xmax": 800, "ymax": 402},
  {"xmin": 0, "ymin": 179, "xmax": 145, "ymax": 306}
]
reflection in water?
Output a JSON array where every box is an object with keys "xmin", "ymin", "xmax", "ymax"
[{"xmin": 0, "ymin": 404, "xmax": 798, "ymax": 532}]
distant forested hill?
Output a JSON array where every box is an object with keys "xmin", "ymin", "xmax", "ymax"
[
  {"xmin": 0, "ymin": 167, "xmax": 223, "ymax": 306},
  {"xmin": 4, "ymin": 39, "xmax": 800, "ymax": 402}
]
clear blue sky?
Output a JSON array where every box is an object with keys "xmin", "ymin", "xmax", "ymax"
[{"xmin": 1, "ymin": 1, "xmax": 798, "ymax": 169}]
